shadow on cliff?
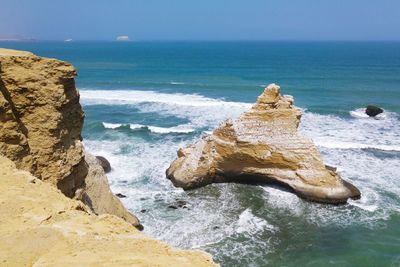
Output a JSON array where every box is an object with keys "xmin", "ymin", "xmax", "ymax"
[{"xmin": 0, "ymin": 77, "xmax": 29, "ymax": 136}]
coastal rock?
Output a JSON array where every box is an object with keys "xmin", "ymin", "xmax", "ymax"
[
  {"xmin": 0, "ymin": 48, "xmax": 142, "ymax": 228},
  {"xmin": 96, "ymin": 155, "xmax": 111, "ymax": 173},
  {"xmin": 0, "ymin": 48, "xmax": 87, "ymax": 197},
  {"xmin": 0, "ymin": 156, "xmax": 217, "ymax": 267},
  {"xmin": 167, "ymin": 84, "xmax": 361, "ymax": 204},
  {"xmin": 366, "ymin": 105, "xmax": 383, "ymax": 117},
  {"xmin": 83, "ymin": 153, "xmax": 142, "ymax": 230}
]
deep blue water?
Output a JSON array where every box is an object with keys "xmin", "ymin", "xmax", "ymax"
[{"xmin": 1, "ymin": 41, "xmax": 400, "ymax": 267}]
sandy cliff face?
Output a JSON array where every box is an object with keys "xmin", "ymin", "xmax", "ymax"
[
  {"xmin": 167, "ymin": 84, "xmax": 360, "ymax": 204},
  {"xmin": 0, "ymin": 48, "xmax": 86, "ymax": 197},
  {"xmin": 0, "ymin": 156, "xmax": 217, "ymax": 267},
  {"xmin": 0, "ymin": 48, "xmax": 141, "ymax": 228}
]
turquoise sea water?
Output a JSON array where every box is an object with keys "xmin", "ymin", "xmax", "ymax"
[{"xmin": 2, "ymin": 41, "xmax": 400, "ymax": 266}]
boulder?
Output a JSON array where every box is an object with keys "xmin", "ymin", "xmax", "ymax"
[
  {"xmin": 366, "ymin": 105, "xmax": 383, "ymax": 117},
  {"xmin": 96, "ymin": 155, "xmax": 112, "ymax": 173},
  {"xmin": 83, "ymin": 153, "xmax": 142, "ymax": 230},
  {"xmin": 166, "ymin": 84, "xmax": 361, "ymax": 204}
]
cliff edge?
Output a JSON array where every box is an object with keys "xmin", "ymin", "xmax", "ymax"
[
  {"xmin": 0, "ymin": 48, "xmax": 141, "ymax": 227},
  {"xmin": 0, "ymin": 156, "xmax": 216, "ymax": 266},
  {"xmin": 167, "ymin": 84, "xmax": 360, "ymax": 204}
]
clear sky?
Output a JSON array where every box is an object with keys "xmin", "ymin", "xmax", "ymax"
[{"xmin": 1, "ymin": 0, "xmax": 400, "ymax": 41}]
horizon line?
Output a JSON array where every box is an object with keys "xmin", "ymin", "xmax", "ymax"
[{"xmin": 1, "ymin": 39, "xmax": 400, "ymax": 43}]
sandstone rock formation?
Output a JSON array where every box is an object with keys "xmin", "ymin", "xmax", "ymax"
[
  {"xmin": 83, "ymin": 153, "xmax": 142, "ymax": 230},
  {"xmin": 0, "ymin": 156, "xmax": 217, "ymax": 267},
  {"xmin": 0, "ymin": 48, "xmax": 141, "ymax": 228},
  {"xmin": 167, "ymin": 84, "xmax": 361, "ymax": 204},
  {"xmin": 0, "ymin": 48, "xmax": 86, "ymax": 197}
]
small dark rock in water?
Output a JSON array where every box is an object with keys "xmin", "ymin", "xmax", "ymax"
[
  {"xmin": 168, "ymin": 205, "xmax": 178, "ymax": 209},
  {"xmin": 366, "ymin": 105, "xmax": 383, "ymax": 117},
  {"xmin": 136, "ymin": 224, "xmax": 144, "ymax": 231},
  {"xmin": 325, "ymin": 165, "xmax": 337, "ymax": 172},
  {"xmin": 96, "ymin": 156, "xmax": 111, "ymax": 173},
  {"xmin": 116, "ymin": 193, "xmax": 126, "ymax": 198},
  {"xmin": 213, "ymin": 226, "xmax": 220, "ymax": 230},
  {"xmin": 140, "ymin": 209, "xmax": 147, "ymax": 213},
  {"xmin": 176, "ymin": 200, "xmax": 187, "ymax": 208}
]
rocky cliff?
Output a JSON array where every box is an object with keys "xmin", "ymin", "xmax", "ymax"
[
  {"xmin": 0, "ymin": 48, "xmax": 141, "ymax": 227},
  {"xmin": 0, "ymin": 156, "xmax": 216, "ymax": 266},
  {"xmin": 0, "ymin": 48, "xmax": 86, "ymax": 197},
  {"xmin": 167, "ymin": 84, "xmax": 361, "ymax": 204}
]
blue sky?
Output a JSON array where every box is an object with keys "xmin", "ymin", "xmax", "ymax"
[{"xmin": 1, "ymin": 0, "xmax": 400, "ymax": 41}]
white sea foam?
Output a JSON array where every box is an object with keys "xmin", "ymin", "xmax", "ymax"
[
  {"xmin": 237, "ymin": 209, "xmax": 276, "ymax": 234},
  {"xmin": 314, "ymin": 140, "xmax": 400, "ymax": 152},
  {"xmin": 81, "ymin": 90, "xmax": 251, "ymax": 129},
  {"xmin": 80, "ymin": 89, "xmax": 249, "ymax": 108},
  {"xmin": 146, "ymin": 125, "xmax": 194, "ymax": 134},
  {"xmin": 350, "ymin": 108, "xmax": 387, "ymax": 119},
  {"xmin": 300, "ymin": 111, "xmax": 400, "ymax": 152},
  {"xmin": 169, "ymin": 81, "xmax": 185, "ymax": 85},
  {"xmin": 102, "ymin": 122, "xmax": 195, "ymax": 134},
  {"xmin": 102, "ymin": 122, "xmax": 122, "ymax": 129},
  {"xmin": 348, "ymin": 188, "xmax": 379, "ymax": 212}
]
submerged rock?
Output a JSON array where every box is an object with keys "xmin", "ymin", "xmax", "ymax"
[
  {"xmin": 96, "ymin": 156, "xmax": 112, "ymax": 173},
  {"xmin": 116, "ymin": 193, "xmax": 127, "ymax": 198},
  {"xmin": 166, "ymin": 84, "xmax": 361, "ymax": 204},
  {"xmin": 366, "ymin": 105, "xmax": 383, "ymax": 117}
]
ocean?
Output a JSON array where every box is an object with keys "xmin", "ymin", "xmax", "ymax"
[{"xmin": 2, "ymin": 41, "xmax": 400, "ymax": 266}]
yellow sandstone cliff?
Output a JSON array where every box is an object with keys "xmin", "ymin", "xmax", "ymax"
[
  {"xmin": 0, "ymin": 48, "xmax": 141, "ymax": 228},
  {"xmin": 0, "ymin": 48, "xmax": 217, "ymax": 266},
  {"xmin": 0, "ymin": 156, "xmax": 216, "ymax": 266},
  {"xmin": 167, "ymin": 84, "xmax": 360, "ymax": 204}
]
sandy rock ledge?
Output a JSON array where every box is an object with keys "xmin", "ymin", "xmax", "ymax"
[{"xmin": 0, "ymin": 156, "xmax": 217, "ymax": 267}]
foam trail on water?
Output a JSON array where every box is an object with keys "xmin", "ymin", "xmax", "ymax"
[
  {"xmin": 102, "ymin": 122, "xmax": 195, "ymax": 134},
  {"xmin": 80, "ymin": 89, "xmax": 250, "ymax": 108},
  {"xmin": 236, "ymin": 209, "xmax": 276, "ymax": 234},
  {"xmin": 350, "ymin": 108, "xmax": 386, "ymax": 119},
  {"xmin": 169, "ymin": 81, "xmax": 185, "ymax": 85},
  {"xmin": 300, "ymin": 110, "xmax": 400, "ymax": 152},
  {"xmin": 314, "ymin": 140, "xmax": 400, "ymax": 152},
  {"xmin": 82, "ymin": 89, "xmax": 252, "ymax": 129},
  {"xmin": 102, "ymin": 122, "xmax": 122, "ymax": 129}
]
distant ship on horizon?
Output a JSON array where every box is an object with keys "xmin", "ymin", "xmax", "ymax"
[{"xmin": 116, "ymin": 35, "xmax": 130, "ymax": 42}]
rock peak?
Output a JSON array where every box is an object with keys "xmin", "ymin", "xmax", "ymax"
[{"xmin": 257, "ymin": 83, "xmax": 281, "ymax": 104}]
